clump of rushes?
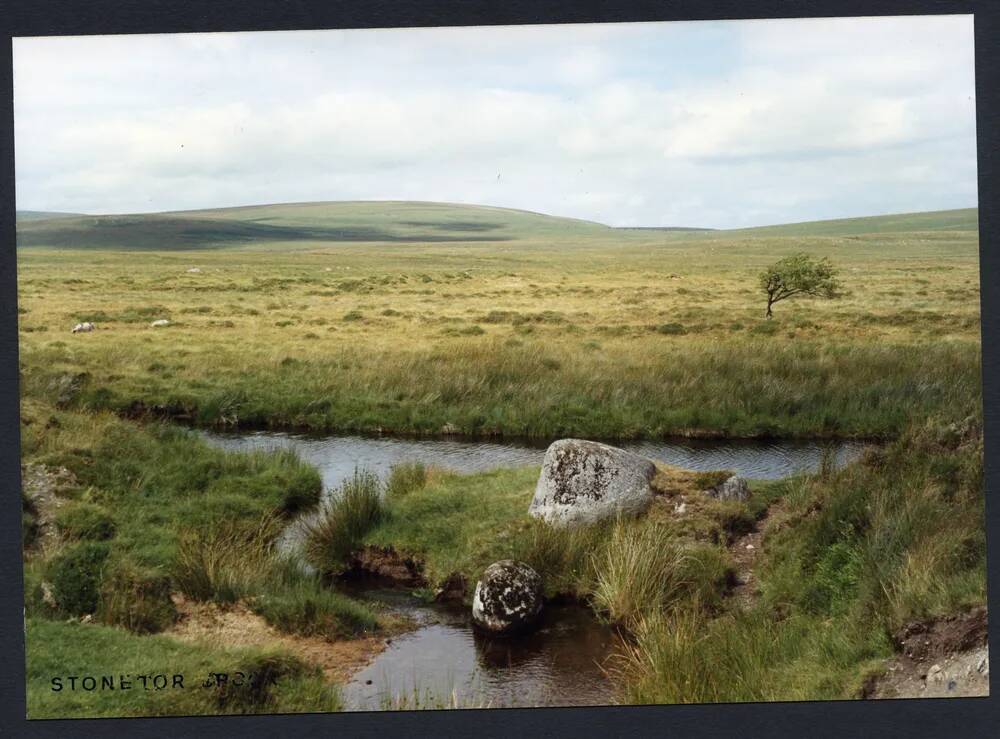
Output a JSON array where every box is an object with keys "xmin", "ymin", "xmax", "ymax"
[
  {"xmin": 46, "ymin": 541, "xmax": 111, "ymax": 616},
  {"xmin": 385, "ymin": 461, "xmax": 427, "ymax": 498},
  {"xmin": 590, "ymin": 520, "xmax": 692, "ymax": 625},
  {"xmin": 98, "ymin": 557, "xmax": 177, "ymax": 634},
  {"xmin": 516, "ymin": 518, "xmax": 607, "ymax": 598},
  {"xmin": 302, "ymin": 468, "xmax": 387, "ymax": 574},
  {"xmin": 171, "ymin": 514, "xmax": 282, "ymax": 603}
]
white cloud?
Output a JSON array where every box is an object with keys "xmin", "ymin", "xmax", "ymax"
[{"xmin": 13, "ymin": 15, "xmax": 977, "ymax": 228}]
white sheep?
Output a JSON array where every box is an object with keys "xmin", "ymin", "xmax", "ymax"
[
  {"xmin": 186, "ymin": 267, "xmax": 202, "ymax": 273},
  {"xmin": 71, "ymin": 322, "xmax": 95, "ymax": 333},
  {"xmin": 150, "ymin": 319, "xmax": 171, "ymax": 328}
]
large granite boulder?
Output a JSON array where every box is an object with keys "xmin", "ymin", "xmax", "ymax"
[
  {"xmin": 707, "ymin": 475, "xmax": 751, "ymax": 502},
  {"xmin": 528, "ymin": 439, "xmax": 656, "ymax": 527},
  {"xmin": 471, "ymin": 560, "xmax": 543, "ymax": 635}
]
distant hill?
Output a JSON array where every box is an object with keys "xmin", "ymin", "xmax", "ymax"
[
  {"xmin": 15, "ymin": 201, "xmax": 978, "ymax": 250},
  {"xmin": 16, "ymin": 210, "xmax": 86, "ymax": 222},
  {"xmin": 614, "ymin": 226, "xmax": 718, "ymax": 233},
  {"xmin": 15, "ymin": 201, "xmax": 615, "ymax": 250},
  {"xmin": 727, "ymin": 208, "xmax": 979, "ymax": 237}
]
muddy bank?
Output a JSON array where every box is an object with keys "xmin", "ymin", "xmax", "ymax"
[
  {"xmin": 166, "ymin": 594, "xmax": 402, "ymax": 684},
  {"xmin": 103, "ymin": 395, "xmax": 885, "ymax": 443},
  {"xmin": 864, "ymin": 607, "xmax": 989, "ymax": 699}
]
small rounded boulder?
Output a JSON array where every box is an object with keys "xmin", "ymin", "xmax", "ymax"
[{"xmin": 471, "ymin": 560, "xmax": 543, "ymax": 635}]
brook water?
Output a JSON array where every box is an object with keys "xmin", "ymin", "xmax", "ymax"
[
  {"xmin": 200, "ymin": 430, "xmax": 867, "ymax": 709},
  {"xmin": 201, "ymin": 430, "xmax": 867, "ymax": 492}
]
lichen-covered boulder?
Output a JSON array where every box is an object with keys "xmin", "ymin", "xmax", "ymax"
[
  {"xmin": 471, "ymin": 560, "xmax": 543, "ymax": 635},
  {"xmin": 528, "ymin": 439, "xmax": 656, "ymax": 527},
  {"xmin": 707, "ymin": 475, "xmax": 751, "ymax": 502}
]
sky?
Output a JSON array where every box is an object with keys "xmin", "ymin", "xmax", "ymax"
[{"xmin": 13, "ymin": 15, "xmax": 978, "ymax": 229}]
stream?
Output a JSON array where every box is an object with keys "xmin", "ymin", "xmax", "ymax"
[
  {"xmin": 199, "ymin": 430, "xmax": 868, "ymax": 709},
  {"xmin": 200, "ymin": 430, "xmax": 868, "ymax": 491}
]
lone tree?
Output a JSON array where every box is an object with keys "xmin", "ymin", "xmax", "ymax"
[{"xmin": 759, "ymin": 253, "xmax": 842, "ymax": 319}]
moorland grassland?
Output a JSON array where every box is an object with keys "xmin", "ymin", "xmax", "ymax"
[{"xmin": 17, "ymin": 202, "xmax": 985, "ymax": 715}]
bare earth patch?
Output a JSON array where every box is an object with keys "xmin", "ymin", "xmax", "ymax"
[
  {"xmin": 865, "ymin": 607, "xmax": 989, "ymax": 699},
  {"xmin": 166, "ymin": 594, "xmax": 392, "ymax": 683},
  {"xmin": 21, "ymin": 462, "xmax": 78, "ymax": 555}
]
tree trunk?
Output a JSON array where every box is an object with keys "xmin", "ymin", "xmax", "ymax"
[{"xmin": 764, "ymin": 301, "xmax": 773, "ymax": 320}]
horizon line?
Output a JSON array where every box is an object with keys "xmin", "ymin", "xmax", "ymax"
[{"xmin": 15, "ymin": 199, "xmax": 980, "ymax": 233}]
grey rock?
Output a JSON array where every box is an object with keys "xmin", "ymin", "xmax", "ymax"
[
  {"xmin": 708, "ymin": 475, "xmax": 751, "ymax": 502},
  {"xmin": 529, "ymin": 439, "xmax": 656, "ymax": 527},
  {"xmin": 471, "ymin": 560, "xmax": 543, "ymax": 635}
]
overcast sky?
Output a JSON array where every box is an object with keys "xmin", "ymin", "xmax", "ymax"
[{"xmin": 13, "ymin": 15, "xmax": 977, "ymax": 229}]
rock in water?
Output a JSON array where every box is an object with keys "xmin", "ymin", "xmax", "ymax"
[
  {"xmin": 529, "ymin": 439, "xmax": 656, "ymax": 526},
  {"xmin": 471, "ymin": 560, "xmax": 543, "ymax": 635},
  {"xmin": 708, "ymin": 475, "xmax": 750, "ymax": 502}
]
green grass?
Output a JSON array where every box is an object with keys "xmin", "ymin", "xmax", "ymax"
[
  {"xmin": 364, "ymin": 462, "xmax": 739, "ymax": 607},
  {"xmin": 19, "ymin": 400, "xmax": 379, "ymax": 717},
  {"xmin": 54, "ymin": 501, "xmax": 116, "ymax": 541},
  {"xmin": 590, "ymin": 522, "xmax": 695, "ymax": 625},
  {"xmin": 621, "ymin": 413, "xmax": 986, "ymax": 704},
  {"xmin": 364, "ymin": 466, "xmax": 541, "ymax": 589},
  {"xmin": 250, "ymin": 581, "xmax": 380, "ymax": 640},
  {"xmin": 16, "ymin": 202, "xmax": 984, "ymax": 713},
  {"xmin": 731, "ymin": 208, "xmax": 978, "ymax": 237},
  {"xmin": 385, "ymin": 461, "xmax": 428, "ymax": 498},
  {"xmin": 20, "ymin": 403, "xmax": 322, "ymax": 569},
  {"xmin": 16, "ymin": 203, "xmax": 980, "ymax": 439},
  {"xmin": 21, "ymin": 338, "xmax": 981, "ymax": 439},
  {"xmin": 25, "ymin": 618, "xmax": 340, "ymax": 718},
  {"xmin": 170, "ymin": 513, "xmax": 282, "ymax": 604},
  {"xmin": 620, "ymin": 607, "xmax": 890, "ymax": 704},
  {"xmin": 303, "ymin": 469, "xmax": 388, "ymax": 574}
]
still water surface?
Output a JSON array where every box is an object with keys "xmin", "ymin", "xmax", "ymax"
[{"xmin": 201, "ymin": 430, "xmax": 868, "ymax": 491}]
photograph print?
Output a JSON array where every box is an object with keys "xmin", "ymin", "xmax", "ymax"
[{"xmin": 13, "ymin": 14, "xmax": 986, "ymax": 717}]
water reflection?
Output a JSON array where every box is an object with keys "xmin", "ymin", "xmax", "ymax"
[{"xmin": 340, "ymin": 589, "xmax": 618, "ymax": 710}]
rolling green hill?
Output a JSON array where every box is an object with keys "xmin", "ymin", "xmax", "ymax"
[
  {"xmin": 728, "ymin": 208, "xmax": 978, "ymax": 237},
  {"xmin": 15, "ymin": 201, "xmax": 978, "ymax": 250},
  {"xmin": 16, "ymin": 210, "xmax": 87, "ymax": 222},
  {"xmin": 15, "ymin": 201, "xmax": 613, "ymax": 250}
]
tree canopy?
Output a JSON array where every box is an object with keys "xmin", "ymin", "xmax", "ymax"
[{"xmin": 759, "ymin": 253, "xmax": 842, "ymax": 319}]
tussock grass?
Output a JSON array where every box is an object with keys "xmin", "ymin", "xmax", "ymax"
[
  {"xmin": 17, "ymin": 207, "xmax": 984, "ymax": 713},
  {"xmin": 54, "ymin": 502, "xmax": 116, "ymax": 541},
  {"xmin": 97, "ymin": 557, "xmax": 177, "ymax": 634},
  {"xmin": 46, "ymin": 541, "xmax": 110, "ymax": 616},
  {"xmin": 250, "ymin": 581, "xmax": 379, "ymax": 640},
  {"xmin": 171, "ymin": 514, "xmax": 281, "ymax": 603},
  {"xmin": 621, "ymin": 413, "xmax": 985, "ymax": 704},
  {"xmin": 591, "ymin": 522, "xmax": 694, "ymax": 625},
  {"xmin": 517, "ymin": 518, "xmax": 607, "ymax": 597},
  {"xmin": 385, "ymin": 461, "xmax": 427, "ymax": 498},
  {"xmin": 303, "ymin": 469, "xmax": 387, "ymax": 574},
  {"xmin": 17, "ymin": 210, "xmax": 981, "ymax": 440}
]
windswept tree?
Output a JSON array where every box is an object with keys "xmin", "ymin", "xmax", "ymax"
[{"xmin": 759, "ymin": 253, "xmax": 842, "ymax": 319}]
